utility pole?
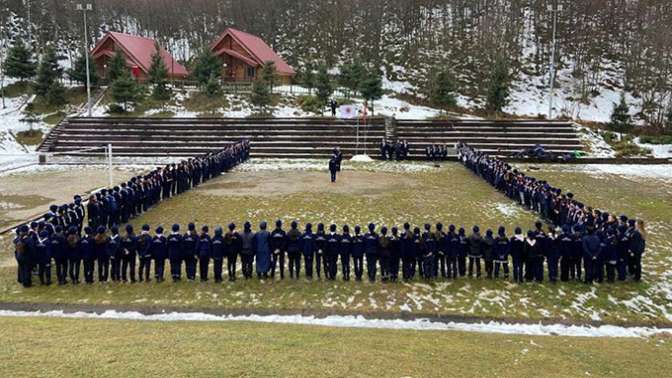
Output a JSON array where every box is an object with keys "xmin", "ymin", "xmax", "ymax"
[
  {"xmin": 77, "ymin": 3, "xmax": 93, "ymax": 117},
  {"xmin": 548, "ymin": 2, "xmax": 563, "ymax": 120}
]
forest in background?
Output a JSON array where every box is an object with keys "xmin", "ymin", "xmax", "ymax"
[{"xmin": 1, "ymin": 0, "xmax": 671, "ymax": 126}]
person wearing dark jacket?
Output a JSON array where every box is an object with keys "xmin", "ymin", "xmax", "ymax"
[
  {"xmin": 582, "ymin": 225, "xmax": 602, "ymax": 284},
  {"xmin": 52, "ymin": 226, "xmax": 68, "ymax": 285},
  {"xmin": 378, "ymin": 226, "xmax": 392, "ymax": 281},
  {"xmin": 286, "ymin": 221, "xmax": 302, "ymax": 279},
  {"xmin": 225, "ymin": 223, "xmax": 241, "ymax": 281},
  {"xmin": 351, "ymin": 225, "xmax": 365, "ymax": 281},
  {"xmin": 524, "ymin": 231, "xmax": 539, "ymax": 282},
  {"xmin": 108, "ymin": 226, "xmax": 122, "ymax": 282},
  {"xmin": 389, "ymin": 227, "xmax": 401, "ymax": 281},
  {"xmin": 326, "ymin": 224, "xmax": 340, "ymax": 280},
  {"xmin": 35, "ymin": 229, "xmax": 52, "ymax": 285},
  {"xmin": 604, "ymin": 227, "xmax": 619, "ymax": 283},
  {"xmin": 168, "ymin": 224, "xmax": 183, "ymax": 282},
  {"xmin": 364, "ymin": 223, "xmax": 379, "ymax": 282},
  {"xmin": 270, "ymin": 220, "xmax": 287, "ymax": 279},
  {"xmin": 212, "ymin": 227, "xmax": 225, "ymax": 282},
  {"xmin": 467, "ymin": 226, "xmax": 483, "ymax": 278},
  {"xmin": 197, "ymin": 226, "xmax": 212, "ymax": 282},
  {"xmin": 137, "ymin": 224, "xmax": 153, "ymax": 282},
  {"xmin": 66, "ymin": 227, "xmax": 81, "ymax": 284},
  {"xmin": 301, "ymin": 224, "xmax": 316, "ymax": 279},
  {"xmin": 493, "ymin": 227, "xmax": 509, "ymax": 279},
  {"xmin": 314, "ymin": 223, "xmax": 327, "ymax": 279},
  {"xmin": 558, "ymin": 226, "xmax": 574, "ymax": 282},
  {"xmin": 434, "ymin": 223, "xmax": 447, "ymax": 278},
  {"xmin": 182, "ymin": 223, "xmax": 198, "ymax": 281},
  {"xmin": 15, "ymin": 226, "xmax": 34, "ymax": 287},
  {"xmin": 240, "ymin": 222, "xmax": 255, "ymax": 279},
  {"xmin": 121, "ymin": 224, "xmax": 137, "ymax": 283},
  {"xmin": 94, "ymin": 226, "xmax": 109, "ymax": 282},
  {"xmin": 151, "ymin": 226, "xmax": 168, "ymax": 282},
  {"xmin": 458, "ymin": 227, "xmax": 468, "ymax": 277},
  {"xmin": 546, "ymin": 226, "xmax": 560, "ymax": 283},
  {"xmin": 628, "ymin": 219, "xmax": 646, "ymax": 281},
  {"xmin": 329, "ymin": 158, "xmax": 338, "ymax": 183},
  {"xmin": 445, "ymin": 225, "xmax": 460, "ymax": 279},
  {"xmin": 340, "ymin": 225, "xmax": 353, "ymax": 281},
  {"xmin": 400, "ymin": 223, "xmax": 415, "ymax": 281},
  {"xmin": 510, "ymin": 227, "xmax": 525, "ymax": 283},
  {"xmin": 482, "ymin": 229, "xmax": 495, "ymax": 279}
]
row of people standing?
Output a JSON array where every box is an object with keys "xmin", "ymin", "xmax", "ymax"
[
  {"xmin": 457, "ymin": 142, "xmax": 647, "ymax": 282},
  {"xmin": 380, "ymin": 139, "xmax": 409, "ymax": 160},
  {"xmin": 13, "ymin": 142, "xmax": 251, "ymax": 287},
  {"xmin": 14, "ymin": 217, "xmax": 645, "ymax": 287}
]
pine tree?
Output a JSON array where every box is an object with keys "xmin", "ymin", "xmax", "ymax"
[
  {"xmin": 107, "ymin": 52, "xmax": 127, "ymax": 82},
  {"xmin": 204, "ymin": 74, "xmax": 221, "ymax": 98},
  {"xmin": 260, "ymin": 61, "xmax": 277, "ymax": 91},
  {"xmin": 68, "ymin": 53, "xmax": 98, "ymax": 87},
  {"xmin": 300, "ymin": 64, "xmax": 315, "ymax": 95},
  {"xmin": 315, "ymin": 65, "xmax": 333, "ymax": 110},
  {"xmin": 338, "ymin": 61, "xmax": 365, "ymax": 98},
  {"xmin": 3, "ymin": 39, "xmax": 37, "ymax": 81},
  {"xmin": 192, "ymin": 49, "xmax": 221, "ymax": 87},
  {"xmin": 359, "ymin": 69, "xmax": 383, "ymax": 116},
  {"xmin": 486, "ymin": 55, "xmax": 510, "ymax": 114},
  {"xmin": 34, "ymin": 46, "xmax": 63, "ymax": 97},
  {"xmin": 429, "ymin": 69, "xmax": 457, "ymax": 110},
  {"xmin": 46, "ymin": 81, "xmax": 66, "ymax": 106},
  {"xmin": 608, "ymin": 93, "xmax": 634, "ymax": 133},
  {"xmin": 111, "ymin": 71, "xmax": 141, "ymax": 111},
  {"xmin": 250, "ymin": 77, "xmax": 272, "ymax": 114},
  {"xmin": 148, "ymin": 43, "xmax": 170, "ymax": 101}
]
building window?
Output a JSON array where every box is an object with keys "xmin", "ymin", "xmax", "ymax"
[{"xmin": 247, "ymin": 66, "xmax": 256, "ymax": 79}]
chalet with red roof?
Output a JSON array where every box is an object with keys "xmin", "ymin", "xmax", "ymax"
[
  {"xmin": 210, "ymin": 28, "xmax": 295, "ymax": 84},
  {"xmin": 91, "ymin": 32, "xmax": 188, "ymax": 81}
]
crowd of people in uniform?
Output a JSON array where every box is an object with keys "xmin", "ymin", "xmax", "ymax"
[
  {"xmin": 457, "ymin": 142, "xmax": 647, "ymax": 284},
  {"xmin": 425, "ymin": 144, "xmax": 451, "ymax": 161},
  {"xmin": 12, "ymin": 141, "xmax": 250, "ymax": 287},
  {"xmin": 379, "ymin": 139, "xmax": 410, "ymax": 160}
]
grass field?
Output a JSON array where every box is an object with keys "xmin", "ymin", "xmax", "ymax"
[
  {"xmin": 1, "ymin": 316, "xmax": 670, "ymax": 378},
  {"xmin": 1, "ymin": 160, "xmax": 671, "ymax": 326}
]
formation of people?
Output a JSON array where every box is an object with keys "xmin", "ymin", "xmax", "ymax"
[
  {"xmin": 457, "ymin": 142, "xmax": 647, "ymax": 284},
  {"xmin": 12, "ymin": 141, "xmax": 251, "ymax": 287},
  {"xmin": 380, "ymin": 139, "xmax": 409, "ymax": 160},
  {"xmin": 426, "ymin": 144, "xmax": 450, "ymax": 161}
]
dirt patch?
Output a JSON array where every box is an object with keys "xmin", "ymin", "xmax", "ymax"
[{"xmin": 200, "ymin": 170, "xmax": 417, "ymax": 197}]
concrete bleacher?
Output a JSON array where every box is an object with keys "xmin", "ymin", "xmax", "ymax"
[{"xmin": 38, "ymin": 117, "xmax": 585, "ymax": 159}]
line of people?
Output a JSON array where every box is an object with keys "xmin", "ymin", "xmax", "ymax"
[
  {"xmin": 426, "ymin": 144, "xmax": 451, "ymax": 161},
  {"xmin": 380, "ymin": 139, "xmax": 409, "ymax": 160},
  {"xmin": 12, "ymin": 216, "xmax": 646, "ymax": 287},
  {"xmin": 457, "ymin": 142, "xmax": 647, "ymax": 283},
  {"xmin": 12, "ymin": 141, "xmax": 251, "ymax": 287}
]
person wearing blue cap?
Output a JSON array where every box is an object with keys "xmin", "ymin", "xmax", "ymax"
[
  {"xmin": 254, "ymin": 221, "xmax": 271, "ymax": 278},
  {"xmin": 51, "ymin": 225, "xmax": 68, "ymax": 285},
  {"xmin": 152, "ymin": 226, "xmax": 168, "ymax": 282},
  {"xmin": 183, "ymin": 223, "xmax": 198, "ymax": 281},
  {"xmin": 80, "ymin": 226, "xmax": 95, "ymax": 284},
  {"xmin": 558, "ymin": 225, "xmax": 574, "ymax": 282},
  {"xmin": 301, "ymin": 223, "xmax": 316, "ymax": 279},
  {"xmin": 325, "ymin": 224, "xmax": 340, "ymax": 280},
  {"xmin": 286, "ymin": 221, "xmax": 302, "ymax": 279},
  {"xmin": 582, "ymin": 224, "xmax": 602, "ymax": 284},
  {"xmin": 212, "ymin": 227, "xmax": 225, "ymax": 283},
  {"xmin": 137, "ymin": 224, "xmax": 153, "ymax": 282},
  {"xmin": 197, "ymin": 226, "xmax": 212, "ymax": 282},
  {"xmin": 94, "ymin": 226, "xmax": 109, "ymax": 282},
  {"xmin": 168, "ymin": 224, "xmax": 183, "ymax": 282},
  {"xmin": 34, "ymin": 228, "xmax": 52, "ymax": 285},
  {"xmin": 121, "ymin": 225, "xmax": 138, "ymax": 283}
]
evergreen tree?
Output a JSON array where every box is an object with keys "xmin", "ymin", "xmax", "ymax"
[
  {"xmin": 250, "ymin": 77, "xmax": 272, "ymax": 114},
  {"xmin": 260, "ymin": 61, "xmax": 277, "ymax": 91},
  {"xmin": 664, "ymin": 105, "xmax": 672, "ymax": 130},
  {"xmin": 34, "ymin": 46, "xmax": 63, "ymax": 97},
  {"xmin": 192, "ymin": 48, "xmax": 221, "ymax": 87},
  {"xmin": 300, "ymin": 64, "xmax": 315, "ymax": 95},
  {"xmin": 3, "ymin": 39, "xmax": 37, "ymax": 81},
  {"xmin": 608, "ymin": 93, "xmax": 634, "ymax": 132},
  {"xmin": 148, "ymin": 43, "xmax": 170, "ymax": 100},
  {"xmin": 359, "ymin": 69, "xmax": 383, "ymax": 116},
  {"xmin": 315, "ymin": 65, "xmax": 333, "ymax": 110},
  {"xmin": 486, "ymin": 55, "xmax": 510, "ymax": 114},
  {"xmin": 68, "ymin": 53, "xmax": 98, "ymax": 87},
  {"xmin": 429, "ymin": 69, "xmax": 457, "ymax": 110},
  {"xmin": 338, "ymin": 61, "xmax": 365, "ymax": 98},
  {"xmin": 46, "ymin": 81, "xmax": 66, "ymax": 106},
  {"xmin": 111, "ymin": 71, "xmax": 141, "ymax": 111},
  {"xmin": 107, "ymin": 52, "xmax": 127, "ymax": 82},
  {"xmin": 204, "ymin": 74, "xmax": 221, "ymax": 98}
]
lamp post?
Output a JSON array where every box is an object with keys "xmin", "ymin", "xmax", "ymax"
[
  {"xmin": 548, "ymin": 2, "xmax": 563, "ymax": 120},
  {"xmin": 77, "ymin": 3, "xmax": 93, "ymax": 117}
]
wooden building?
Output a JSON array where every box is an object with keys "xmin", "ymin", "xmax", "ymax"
[{"xmin": 210, "ymin": 28, "xmax": 295, "ymax": 84}]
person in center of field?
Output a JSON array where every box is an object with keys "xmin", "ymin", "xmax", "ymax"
[
  {"xmin": 467, "ymin": 226, "xmax": 483, "ymax": 278},
  {"xmin": 270, "ymin": 220, "xmax": 287, "ymax": 279},
  {"xmin": 326, "ymin": 224, "xmax": 340, "ymax": 280},
  {"xmin": 212, "ymin": 227, "xmax": 225, "ymax": 283},
  {"xmin": 137, "ymin": 224, "xmax": 153, "ymax": 282},
  {"xmin": 182, "ymin": 223, "xmax": 198, "ymax": 281},
  {"xmin": 364, "ymin": 223, "xmax": 379, "ymax": 282},
  {"xmin": 286, "ymin": 221, "xmax": 302, "ymax": 279},
  {"xmin": 339, "ymin": 225, "xmax": 352, "ymax": 281},
  {"xmin": 197, "ymin": 226, "xmax": 212, "ymax": 282},
  {"xmin": 168, "ymin": 224, "xmax": 183, "ymax": 282},
  {"xmin": 328, "ymin": 158, "xmax": 338, "ymax": 183},
  {"xmin": 151, "ymin": 226, "xmax": 168, "ymax": 282},
  {"xmin": 351, "ymin": 225, "xmax": 365, "ymax": 281},
  {"xmin": 240, "ymin": 222, "xmax": 255, "ymax": 279},
  {"xmin": 254, "ymin": 221, "xmax": 271, "ymax": 279},
  {"xmin": 225, "ymin": 223, "xmax": 241, "ymax": 281},
  {"xmin": 301, "ymin": 223, "xmax": 316, "ymax": 279},
  {"xmin": 314, "ymin": 223, "xmax": 327, "ymax": 279}
]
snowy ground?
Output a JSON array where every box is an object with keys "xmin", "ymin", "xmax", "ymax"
[{"xmin": 0, "ymin": 94, "xmax": 43, "ymax": 170}]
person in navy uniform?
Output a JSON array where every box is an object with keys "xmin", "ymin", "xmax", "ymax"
[
  {"xmin": 445, "ymin": 225, "xmax": 459, "ymax": 279},
  {"xmin": 570, "ymin": 225, "xmax": 584, "ymax": 281},
  {"xmin": 457, "ymin": 227, "xmax": 468, "ymax": 277},
  {"xmin": 378, "ymin": 227, "xmax": 391, "ymax": 280},
  {"xmin": 421, "ymin": 225, "xmax": 435, "ymax": 280},
  {"xmin": 434, "ymin": 223, "xmax": 447, "ymax": 278},
  {"xmin": 212, "ymin": 227, "xmax": 226, "ymax": 282},
  {"xmin": 493, "ymin": 226, "xmax": 509, "ymax": 279},
  {"xmin": 340, "ymin": 225, "xmax": 353, "ymax": 281},
  {"xmin": 400, "ymin": 223, "xmax": 414, "ymax": 281},
  {"xmin": 107, "ymin": 226, "xmax": 122, "ymax": 282},
  {"xmin": 80, "ymin": 227, "xmax": 95, "ymax": 284},
  {"xmin": 314, "ymin": 223, "xmax": 327, "ymax": 279},
  {"xmin": 301, "ymin": 223, "xmax": 316, "ymax": 279},
  {"xmin": 240, "ymin": 222, "xmax": 255, "ymax": 279},
  {"xmin": 546, "ymin": 226, "xmax": 560, "ymax": 283},
  {"xmin": 94, "ymin": 226, "xmax": 109, "ymax": 282},
  {"xmin": 66, "ymin": 227, "xmax": 81, "ymax": 284},
  {"xmin": 558, "ymin": 225, "xmax": 574, "ymax": 282},
  {"xmin": 482, "ymin": 229, "xmax": 495, "ymax": 279},
  {"xmin": 197, "ymin": 226, "xmax": 212, "ymax": 282},
  {"xmin": 254, "ymin": 222, "xmax": 271, "ymax": 279},
  {"xmin": 183, "ymin": 223, "xmax": 199, "ymax": 281},
  {"xmin": 582, "ymin": 224, "xmax": 602, "ymax": 284},
  {"xmin": 151, "ymin": 226, "xmax": 168, "ymax": 282},
  {"xmin": 137, "ymin": 224, "xmax": 153, "ymax": 282},
  {"xmin": 389, "ymin": 226, "xmax": 401, "ymax": 282},
  {"xmin": 467, "ymin": 226, "xmax": 483, "ymax": 278},
  {"xmin": 286, "ymin": 221, "xmax": 302, "ymax": 279},
  {"xmin": 364, "ymin": 223, "xmax": 379, "ymax": 282},
  {"xmin": 351, "ymin": 225, "xmax": 365, "ymax": 281},
  {"xmin": 35, "ymin": 229, "xmax": 52, "ymax": 285},
  {"xmin": 328, "ymin": 158, "xmax": 338, "ymax": 183},
  {"xmin": 628, "ymin": 219, "xmax": 646, "ymax": 281},
  {"xmin": 270, "ymin": 220, "xmax": 287, "ymax": 279},
  {"xmin": 51, "ymin": 225, "xmax": 68, "ymax": 285},
  {"xmin": 14, "ymin": 226, "xmax": 34, "ymax": 287},
  {"xmin": 120, "ymin": 225, "xmax": 137, "ymax": 283},
  {"xmin": 167, "ymin": 224, "xmax": 183, "ymax": 282},
  {"xmin": 510, "ymin": 227, "xmax": 525, "ymax": 283},
  {"xmin": 604, "ymin": 227, "xmax": 619, "ymax": 283},
  {"xmin": 326, "ymin": 224, "xmax": 340, "ymax": 280},
  {"xmin": 616, "ymin": 225, "xmax": 629, "ymax": 281},
  {"xmin": 225, "ymin": 223, "xmax": 241, "ymax": 281}
]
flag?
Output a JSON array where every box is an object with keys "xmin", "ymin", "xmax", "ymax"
[{"xmin": 339, "ymin": 104, "xmax": 358, "ymax": 119}]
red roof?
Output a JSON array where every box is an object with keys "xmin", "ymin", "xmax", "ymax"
[
  {"xmin": 91, "ymin": 32, "xmax": 188, "ymax": 78},
  {"xmin": 211, "ymin": 28, "xmax": 295, "ymax": 76}
]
